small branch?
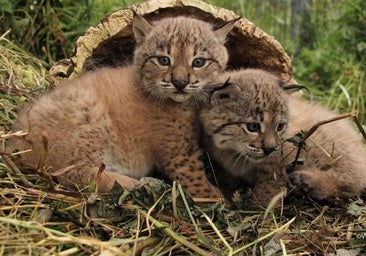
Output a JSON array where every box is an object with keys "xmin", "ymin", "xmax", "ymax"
[
  {"xmin": 353, "ymin": 115, "xmax": 366, "ymax": 141},
  {"xmin": 0, "ymin": 84, "xmax": 29, "ymax": 94},
  {"xmin": 288, "ymin": 112, "xmax": 356, "ymax": 172},
  {"xmin": 302, "ymin": 112, "xmax": 356, "ymax": 141}
]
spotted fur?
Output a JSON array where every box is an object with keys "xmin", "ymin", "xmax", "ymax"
[{"xmin": 133, "ymin": 16, "xmax": 233, "ymax": 103}]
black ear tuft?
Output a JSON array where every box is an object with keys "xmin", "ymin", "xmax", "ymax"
[
  {"xmin": 213, "ymin": 17, "xmax": 240, "ymax": 30},
  {"xmin": 205, "ymin": 77, "xmax": 232, "ymax": 94},
  {"xmin": 213, "ymin": 17, "xmax": 240, "ymax": 42},
  {"xmin": 217, "ymin": 77, "xmax": 232, "ymax": 90},
  {"xmin": 279, "ymin": 81, "xmax": 309, "ymax": 94}
]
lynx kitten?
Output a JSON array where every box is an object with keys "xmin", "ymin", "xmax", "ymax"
[
  {"xmin": 8, "ymin": 16, "xmax": 235, "ymax": 198},
  {"xmin": 200, "ymin": 69, "xmax": 366, "ymax": 201}
]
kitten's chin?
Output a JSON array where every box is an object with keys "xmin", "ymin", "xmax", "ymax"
[
  {"xmin": 247, "ymin": 155, "xmax": 266, "ymax": 163},
  {"xmin": 169, "ymin": 93, "xmax": 192, "ymax": 102},
  {"xmin": 244, "ymin": 151, "xmax": 268, "ymax": 163}
]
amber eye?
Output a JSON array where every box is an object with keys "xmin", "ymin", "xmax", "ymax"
[
  {"xmin": 192, "ymin": 58, "xmax": 206, "ymax": 68},
  {"xmin": 277, "ymin": 122, "xmax": 286, "ymax": 132},
  {"xmin": 246, "ymin": 122, "xmax": 261, "ymax": 133},
  {"xmin": 157, "ymin": 56, "xmax": 170, "ymax": 66}
]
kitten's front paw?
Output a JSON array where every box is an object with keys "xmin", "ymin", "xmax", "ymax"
[{"xmin": 287, "ymin": 170, "xmax": 335, "ymax": 200}]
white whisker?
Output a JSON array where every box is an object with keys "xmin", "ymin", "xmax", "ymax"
[
  {"xmin": 232, "ymin": 150, "xmax": 247, "ymax": 167},
  {"xmin": 195, "ymin": 90, "xmax": 209, "ymax": 103},
  {"xmin": 143, "ymin": 83, "xmax": 168, "ymax": 105}
]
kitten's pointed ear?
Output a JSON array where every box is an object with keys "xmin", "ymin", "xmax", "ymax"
[
  {"xmin": 211, "ymin": 80, "xmax": 241, "ymax": 105},
  {"xmin": 133, "ymin": 15, "xmax": 153, "ymax": 44},
  {"xmin": 214, "ymin": 17, "xmax": 239, "ymax": 42},
  {"xmin": 279, "ymin": 81, "xmax": 308, "ymax": 94}
]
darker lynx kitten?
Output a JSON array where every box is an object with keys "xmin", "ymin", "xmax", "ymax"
[
  {"xmin": 7, "ymin": 16, "xmax": 235, "ymax": 198},
  {"xmin": 200, "ymin": 69, "xmax": 366, "ymax": 201}
]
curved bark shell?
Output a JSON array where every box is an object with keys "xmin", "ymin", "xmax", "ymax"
[{"xmin": 49, "ymin": 0, "xmax": 293, "ymax": 84}]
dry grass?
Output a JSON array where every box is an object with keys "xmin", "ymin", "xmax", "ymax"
[
  {"xmin": 0, "ymin": 32, "xmax": 366, "ymax": 255},
  {"xmin": 0, "ymin": 30, "xmax": 49, "ymax": 132},
  {"xmin": 1, "ymin": 156, "xmax": 366, "ymax": 255}
]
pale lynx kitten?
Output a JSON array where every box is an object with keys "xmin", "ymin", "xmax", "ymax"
[
  {"xmin": 200, "ymin": 69, "xmax": 366, "ymax": 201},
  {"xmin": 8, "ymin": 16, "xmax": 235, "ymax": 197}
]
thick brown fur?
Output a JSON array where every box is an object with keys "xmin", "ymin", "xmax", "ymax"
[
  {"xmin": 7, "ymin": 16, "xmax": 235, "ymax": 197},
  {"xmin": 200, "ymin": 69, "xmax": 366, "ymax": 202}
]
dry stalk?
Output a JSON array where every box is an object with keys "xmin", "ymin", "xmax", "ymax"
[
  {"xmin": 353, "ymin": 115, "xmax": 366, "ymax": 141},
  {"xmin": 126, "ymin": 205, "xmax": 211, "ymax": 256},
  {"xmin": 1, "ymin": 154, "xmax": 33, "ymax": 187},
  {"xmin": 0, "ymin": 216, "xmax": 124, "ymax": 255},
  {"xmin": 36, "ymin": 131, "xmax": 55, "ymax": 189},
  {"xmin": 95, "ymin": 163, "xmax": 106, "ymax": 193}
]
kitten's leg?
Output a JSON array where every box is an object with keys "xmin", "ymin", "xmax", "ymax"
[
  {"xmin": 153, "ymin": 109, "xmax": 223, "ymax": 199},
  {"xmin": 287, "ymin": 169, "xmax": 341, "ymax": 199},
  {"xmin": 53, "ymin": 166, "xmax": 139, "ymax": 192},
  {"xmin": 157, "ymin": 149, "xmax": 223, "ymax": 199},
  {"xmin": 98, "ymin": 171, "xmax": 139, "ymax": 192}
]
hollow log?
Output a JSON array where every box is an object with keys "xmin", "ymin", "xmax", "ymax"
[{"xmin": 49, "ymin": 0, "xmax": 292, "ymax": 84}]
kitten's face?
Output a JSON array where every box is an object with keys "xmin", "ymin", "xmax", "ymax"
[
  {"xmin": 133, "ymin": 16, "xmax": 235, "ymax": 102},
  {"xmin": 201, "ymin": 69, "xmax": 289, "ymax": 162}
]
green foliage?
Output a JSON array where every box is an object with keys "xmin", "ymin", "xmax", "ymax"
[
  {"xmin": 0, "ymin": 32, "xmax": 48, "ymax": 129},
  {"xmin": 347, "ymin": 199, "xmax": 365, "ymax": 217},
  {"xmin": 0, "ymin": 0, "xmax": 138, "ymax": 65},
  {"xmin": 292, "ymin": 0, "xmax": 366, "ymax": 122},
  {"xmin": 294, "ymin": 0, "xmax": 366, "ymax": 85}
]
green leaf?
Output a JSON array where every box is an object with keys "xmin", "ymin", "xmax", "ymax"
[
  {"xmin": 0, "ymin": 0, "xmax": 12, "ymax": 14},
  {"xmin": 347, "ymin": 199, "xmax": 365, "ymax": 217}
]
